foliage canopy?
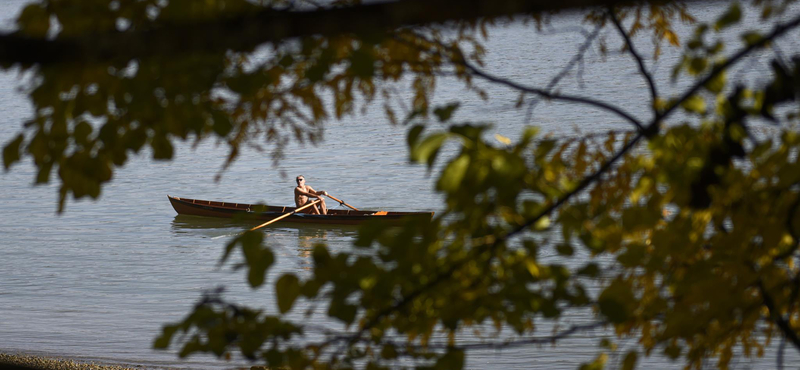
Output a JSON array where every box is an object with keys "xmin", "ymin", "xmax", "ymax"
[{"xmin": 4, "ymin": 0, "xmax": 800, "ymax": 369}]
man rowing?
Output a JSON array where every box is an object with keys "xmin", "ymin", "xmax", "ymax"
[{"xmin": 294, "ymin": 175, "xmax": 328, "ymax": 215}]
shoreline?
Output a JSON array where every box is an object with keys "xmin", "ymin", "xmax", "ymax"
[{"xmin": 0, "ymin": 353, "xmax": 181, "ymax": 370}]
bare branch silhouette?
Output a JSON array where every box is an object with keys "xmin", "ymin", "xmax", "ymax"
[
  {"xmin": 0, "ymin": 0, "xmax": 711, "ymax": 67},
  {"xmin": 465, "ymin": 60, "xmax": 647, "ymax": 132},
  {"xmin": 526, "ymin": 23, "xmax": 603, "ymax": 124},
  {"xmin": 608, "ymin": 7, "xmax": 658, "ymax": 106},
  {"xmin": 652, "ymin": 12, "xmax": 800, "ymax": 132}
]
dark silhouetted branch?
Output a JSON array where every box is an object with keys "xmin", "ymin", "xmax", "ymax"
[
  {"xmin": 758, "ymin": 280, "xmax": 800, "ymax": 351},
  {"xmin": 0, "ymin": 0, "xmax": 707, "ymax": 66},
  {"xmin": 526, "ymin": 23, "xmax": 603, "ymax": 123},
  {"xmin": 464, "ymin": 60, "xmax": 647, "ymax": 132},
  {"xmin": 608, "ymin": 7, "xmax": 658, "ymax": 105},
  {"xmin": 652, "ymin": 12, "xmax": 800, "ymax": 132}
]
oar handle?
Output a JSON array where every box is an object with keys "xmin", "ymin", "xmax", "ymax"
[
  {"xmin": 249, "ymin": 199, "xmax": 321, "ymax": 231},
  {"xmin": 325, "ymin": 194, "xmax": 359, "ymax": 211}
]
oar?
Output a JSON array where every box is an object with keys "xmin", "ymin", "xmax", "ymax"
[
  {"xmin": 325, "ymin": 193, "xmax": 359, "ymax": 211},
  {"xmin": 249, "ymin": 199, "xmax": 321, "ymax": 232}
]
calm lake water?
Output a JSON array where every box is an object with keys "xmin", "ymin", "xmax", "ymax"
[{"xmin": 2, "ymin": 1, "xmax": 800, "ymax": 369}]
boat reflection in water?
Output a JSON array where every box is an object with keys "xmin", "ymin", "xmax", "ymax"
[
  {"xmin": 172, "ymin": 215, "xmax": 360, "ymax": 234},
  {"xmin": 171, "ymin": 215, "xmax": 361, "ymax": 260},
  {"xmin": 297, "ymin": 227, "xmax": 328, "ymax": 260}
]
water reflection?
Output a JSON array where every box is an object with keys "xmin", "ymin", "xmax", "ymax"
[
  {"xmin": 297, "ymin": 228, "xmax": 326, "ymax": 259},
  {"xmin": 172, "ymin": 215, "xmax": 360, "ymax": 233},
  {"xmin": 171, "ymin": 215, "xmax": 361, "ymax": 244},
  {"xmin": 171, "ymin": 215, "xmax": 257, "ymax": 231}
]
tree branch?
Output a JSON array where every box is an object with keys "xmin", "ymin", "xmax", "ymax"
[
  {"xmin": 315, "ymin": 320, "xmax": 607, "ymax": 362},
  {"xmin": 345, "ymin": 14, "xmax": 800, "ymax": 346},
  {"xmin": 464, "ymin": 60, "xmax": 647, "ymax": 132},
  {"xmin": 346, "ymin": 129, "xmax": 646, "ymax": 349},
  {"xmin": 0, "ymin": 0, "xmax": 706, "ymax": 67},
  {"xmin": 652, "ymin": 11, "xmax": 800, "ymax": 132},
  {"xmin": 608, "ymin": 7, "xmax": 659, "ymax": 106},
  {"xmin": 526, "ymin": 23, "xmax": 603, "ymax": 123},
  {"xmin": 337, "ymin": 7, "xmax": 800, "ymax": 358},
  {"xmin": 758, "ymin": 280, "xmax": 800, "ymax": 351}
]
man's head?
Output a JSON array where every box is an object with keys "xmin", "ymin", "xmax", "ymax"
[{"xmin": 296, "ymin": 175, "xmax": 305, "ymax": 184}]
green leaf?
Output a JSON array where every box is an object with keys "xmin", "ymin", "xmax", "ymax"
[
  {"xmin": 407, "ymin": 125, "xmax": 425, "ymax": 149},
  {"xmin": 278, "ymin": 55, "xmax": 294, "ymax": 68},
  {"xmin": 556, "ymin": 243, "xmax": 574, "ymax": 256},
  {"xmin": 410, "ymin": 132, "xmax": 448, "ymax": 168},
  {"xmin": 704, "ymin": 70, "xmax": 726, "ymax": 94},
  {"xmin": 380, "ymin": 344, "xmax": 398, "ymax": 359},
  {"xmin": 151, "ymin": 134, "xmax": 174, "ymax": 160},
  {"xmin": 433, "ymin": 102, "xmax": 460, "ymax": 122},
  {"xmin": 597, "ymin": 278, "xmax": 636, "ymax": 324},
  {"xmin": 16, "ymin": 4, "xmax": 50, "ymax": 37},
  {"xmin": 275, "ymin": 274, "xmax": 301, "ymax": 314},
  {"xmin": 228, "ymin": 232, "xmax": 273, "ymax": 288},
  {"xmin": 617, "ymin": 244, "xmax": 647, "ymax": 267},
  {"xmin": 621, "ymin": 351, "xmax": 638, "ymax": 370},
  {"xmin": 664, "ymin": 343, "xmax": 682, "ymax": 359},
  {"xmin": 715, "ymin": 2, "xmax": 741, "ymax": 30},
  {"xmin": 328, "ymin": 301, "xmax": 357, "ymax": 324},
  {"xmin": 681, "ymin": 95, "xmax": 707, "ymax": 114},
  {"xmin": 577, "ymin": 263, "xmax": 600, "ymax": 277},
  {"xmin": 73, "ymin": 122, "xmax": 93, "ymax": 145},
  {"xmin": 306, "ymin": 59, "xmax": 330, "ymax": 82},
  {"xmin": 437, "ymin": 154, "xmax": 470, "ymax": 192},
  {"xmin": 153, "ymin": 325, "xmax": 179, "ymax": 349},
  {"xmin": 212, "ymin": 115, "xmax": 233, "ymax": 136},
  {"xmin": 434, "ymin": 349, "xmax": 464, "ymax": 370},
  {"xmin": 349, "ymin": 47, "xmax": 375, "ymax": 79},
  {"xmin": 741, "ymin": 31, "xmax": 764, "ymax": 46},
  {"xmin": 579, "ymin": 353, "xmax": 607, "ymax": 370},
  {"xmin": 688, "ymin": 57, "xmax": 708, "ymax": 75},
  {"xmin": 2, "ymin": 134, "xmax": 24, "ymax": 170}
]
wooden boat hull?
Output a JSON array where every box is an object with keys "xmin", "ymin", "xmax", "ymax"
[{"xmin": 168, "ymin": 195, "xmax": 433, "ymax": 226}]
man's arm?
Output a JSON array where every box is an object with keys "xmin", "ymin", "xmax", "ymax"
[
  {"xmin": 295, "ymin": 187, "xmax": 314, "ymax": 198},
  {"xmin": 307, "ymin": 186, "xmax": 327, "ymax": 197}
]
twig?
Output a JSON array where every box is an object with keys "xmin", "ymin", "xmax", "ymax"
[
  {"xmin": 758, "ymin": 280, "xmax": 800, "ymax": 351},
  {"xmin": 608, "ymin": 7, "xmax": 659, "ymax": 106},
  {"xmin": 465, "ymin": 60, "xmax": 647, "ymax": 132},
  {"xmin": 526, "ymin": 23, "xmax": 603, "ymax": 123},
  {"xmin": 393, "ymin": 30, "xmax": 646, "ymax": 132},
  {"xmin": 652, "ymin": 12, "xmax": 800, "ymax": 131},
  {"xmin": 380, "ymin": 321, "xmax": 608, "ymax": 353}
]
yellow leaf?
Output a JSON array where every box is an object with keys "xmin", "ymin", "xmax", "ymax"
[
  {"xmin": 665, "ymin": 30, "xmax": 680, "ymax": 47},
  {"xmin": 495, "ymin": 133, "xmax": 511, "ymax": 145},
  {"xmin": 525, "ymin": 258, "xmax": 540, "ymax": 278},
  {"xmin": 533, "ymin": 216, "xmax": 551, "ymax": 230}
]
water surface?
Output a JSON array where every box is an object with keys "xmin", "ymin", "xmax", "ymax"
[{"xmin": 2, "ymin": 1, "xmax": 799, "ymax": 369}]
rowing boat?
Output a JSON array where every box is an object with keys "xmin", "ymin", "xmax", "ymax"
[{"xmin": 167, "ymin": 195, "xmax": 434, "ymax": 225}]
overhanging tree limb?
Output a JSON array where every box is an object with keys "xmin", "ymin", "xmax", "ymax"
[
  {"xmin": 608, "ymin": 7, "xmax": 659, "ymax": 106},
  {"xmin": 653, "ymin": 11, "xmax": 800, "ymax": 129},
  {"xmin": 342, "ymin": 8, "xmax": 800, "ymax": 350},
  {"xmin": 0, "ymin": 0, "xmax": 704, "ymax": 66},
  {"xmin": 526, "ymin": 23, "xmax": 603, "ymax": 123},
  {"xmin": 463, "ymin": 59, "xmax": 648, "ymax": 132}
]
